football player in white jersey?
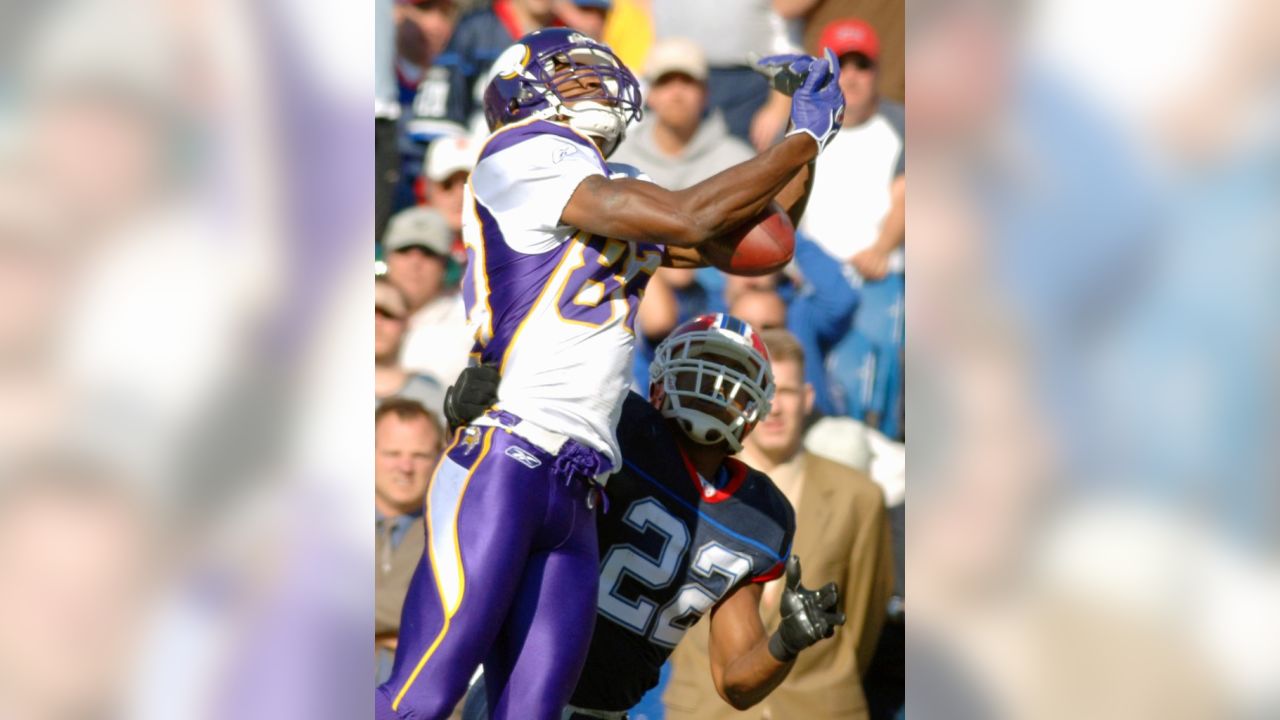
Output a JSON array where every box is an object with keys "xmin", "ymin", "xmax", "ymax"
[{"xmin": 377, "ymin": 28, "xmax": 846, "ymax": 720}]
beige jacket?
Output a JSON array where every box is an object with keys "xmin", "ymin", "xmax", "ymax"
[{"xmin": 663, "ymin": 454, "xmax": 894, "ymax": 719}]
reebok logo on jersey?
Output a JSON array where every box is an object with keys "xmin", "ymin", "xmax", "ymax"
[
  {"xmin": 551, "ymin": 146, "xmax": 571, "ymax": 164},
  {"xmin": 504, "ymin": 446, "xmax": 543, "ymax": 469}
]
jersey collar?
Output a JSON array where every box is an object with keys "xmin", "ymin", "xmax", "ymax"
[{"xmin": 676, "ymin": 445, "xmax": 748, "ymax": 503}]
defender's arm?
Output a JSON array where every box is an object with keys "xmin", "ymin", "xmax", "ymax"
[
  {"xmin": 706, "ymin": 583, "xmax": 793, "ymax": 710},
  {"xmin": 707, "ymin": 555, "xmax": 846, "ymax": 709}
]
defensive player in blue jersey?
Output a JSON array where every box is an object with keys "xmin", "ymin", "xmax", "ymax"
[
  {"xmin": 454, "ymin": 316, "xmax": 846, "ymax": 718},
  {"xmin": 377, "ymin": 27, "xmax": 845, "ymax": 720}
]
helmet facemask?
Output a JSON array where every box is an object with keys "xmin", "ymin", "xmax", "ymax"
[
  {"xmin": 539, "ymin": 45, "xmax": 641, "ymax": 156},
  {"xmin": 651, "ymin": 331, "xmax": 774, "ymax": 454},
  {"xmin": 486, "ymin": 33, "xmax": 642, "ymax": 156}
]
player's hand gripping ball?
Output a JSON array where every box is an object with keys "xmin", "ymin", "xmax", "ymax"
[{"xmin": 705, "ymin": 201, "xmax": 796, "ymax": 277}]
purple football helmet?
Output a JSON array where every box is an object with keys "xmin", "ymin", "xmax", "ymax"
[{"xmin": 483, "ymin": 28, "xmax": 642, "ymax": 157}]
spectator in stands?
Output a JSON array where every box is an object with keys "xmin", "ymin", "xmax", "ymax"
[
  {"xmin": 375, "ymin": 276, "xmax": 447, "ymax": 417},
  {"xmin": 663, "ymin": 267, "xmax": 726, "ymax": 320},
  {"xmin": 610, "ymin": 37, "xmax": 754, "ymax": 190},
  {"xmin": 798, "ymin": 27, "xmax": 905, "ymax": 716},
  {"xmin": 394, "ymin": 0, "xmax": 459, "ymax": 106},
  {"xmin": 803, "ymin": 22, "xmax": 906, "ymax": 607},
  {"xmin": 386, "ymin": 1, "xmax": 461, "ymax": 225},
  {"xmin": 553, "ymin": 0, "xmax": 613, "ymax": 40},
  {"xmin": 799, "ymin": 16, "xmax": 904, "ymax": 567},
  {"xmin": 725, "ymin": 236, "xmax": 859, "ymax": 415},
  {"xmin": 377, "ymin": 0, "xmax": 402, "ymax": 241},
  {"xmin": 664, "ymin": 329, "xmax": 894, "ymax": 720},
  {"xmin": 773, "ymin": 0, "xmax": 904, "ymax": 106},
  {"xmin": 383, "ymin": 206, "xmax": 473, "ymax": 385},
  {"xmin": 800, "ymin": 18, "xmax": 904, "ymax": 280},
  {"xmin": 375, "ymin": 399, "xmax": 445, "ymax": 685},
  {"xmin": 406, "ymin": 0, "xmax": 559, "ymax": 139},
  {"xmin": 728, "ymin": 286, "xmax": 786, "ymax": 330},
  {"xmin": 420, "ymin": 134, "xmax": 477, "ymax": 278},
  {"xmin": 650, "ymin": 0, "xmax": 795, "ymax": 148}
]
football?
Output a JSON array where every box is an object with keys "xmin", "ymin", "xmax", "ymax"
[{"xmin": 705, "ymin": 201, "xmax": 796, "ymax": 277}]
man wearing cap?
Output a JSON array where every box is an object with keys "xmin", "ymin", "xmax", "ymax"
[
  {"xmin": 383, "ymin": 206, "xmax": 474, "ymax": 386},
  {"xmin": 801, "ymin": 15, "xmax": 904, "ymax": 480},
  {"xmin": 421, "ymin": 135, "xmax": 478, "ymax": 239},
  {"xmin": 800, "ymin": 18, "xmax": 904, "ymax": 283},
  {"xmin": 376, "ymin": 276, "xmax": 448, "ymax": 418},
  {"xmin": 649, "ymin": 0, "xmax": 797, "ymax": 148},
  {"xmin": 611, "ymin": 38, "xmax": 755, "ymax": 192}
]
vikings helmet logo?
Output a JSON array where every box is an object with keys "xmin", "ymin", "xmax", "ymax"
[{"xmin": 460, "ymin": 426, "xmax": 482, "ymax": 455}]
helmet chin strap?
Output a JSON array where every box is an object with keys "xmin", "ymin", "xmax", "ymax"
[
  {"xmin": 675, "ymin": 408, "xmax": 745, "ymax": 454},
  {"xmin": 555, "ymin": 101, "xmax": 627, "ymax": 157}
]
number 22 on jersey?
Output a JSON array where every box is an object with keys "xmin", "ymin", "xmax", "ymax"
[{"xmin": 597, "ymin": 498, "xmax": 753, "ymax": 648}]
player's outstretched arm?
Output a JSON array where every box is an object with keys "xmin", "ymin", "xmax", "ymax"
[
  {"xmin": 561, "ymin": 134, "xmax": 815, "ymax": 249},
  {"xmin": 707, "ymin": 555, "xmax": 846, "ymax": 709},
  {"xmin": 560, "ymin": 53, "xmax": 842, "ymax": 249},
  {"xmin": 660, "ymin": 161, "xmax": 813, "ymax": 270}
]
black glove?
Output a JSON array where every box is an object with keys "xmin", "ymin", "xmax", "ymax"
[
  {"xmin": 768, "ymin": 555, "xmax": 846, "ymax": 662},
  {"xmin": 443, "ymin": 365, "xmax": 501, "ymax": 431}
]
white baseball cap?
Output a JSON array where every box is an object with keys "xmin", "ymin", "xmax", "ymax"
[
  {"xmin": 424, "ymin": 135, "xmax": 477, "ymax": 183},
  {"xmin": 644, "ymin": 38, "xmax": 708, "ymax": 83}
]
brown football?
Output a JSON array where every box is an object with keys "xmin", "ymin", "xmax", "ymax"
[{"xmin": 705, "ymin": 201, "xmax": 796, "ymax": 277}]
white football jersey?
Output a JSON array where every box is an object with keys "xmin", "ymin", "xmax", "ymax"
[{"xmin": 461, "ymin": 118, "xmax": 662, "ymax": 471}]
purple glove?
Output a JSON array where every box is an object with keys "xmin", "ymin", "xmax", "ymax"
[{"xmin": 784, "ymin": 49, "xmax": 845, "ymax": 153}]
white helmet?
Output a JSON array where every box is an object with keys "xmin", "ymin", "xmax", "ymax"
[{"xmin": 650, "ymin": 314, "xmax": 774, "ymax": 453}]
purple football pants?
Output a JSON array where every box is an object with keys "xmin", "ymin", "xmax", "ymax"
[{"xmin": 376, "ymin": 422, "xmax": 608, "ymax": 720}]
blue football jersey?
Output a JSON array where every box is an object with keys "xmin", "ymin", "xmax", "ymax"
[
  {"xmin": 570, "ymin": 393, "xmax": 796, "ymax": 711},
  {"xmin": 407, "ymin": 3, "xmax": 521, "ymax": 138}
]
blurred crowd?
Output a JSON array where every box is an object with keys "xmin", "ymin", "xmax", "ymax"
[{"xmin": 373, "ymin": 0, "xmax": 906, "ymax": 717}]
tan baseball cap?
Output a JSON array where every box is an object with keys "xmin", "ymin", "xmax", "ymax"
[
  {"xmin": 383, "ymin": 206, "xmax": 452, "ymax": 256},
  {"xmin": 644, "ymin": 38, "xmax": 708, "ymax": 83}
]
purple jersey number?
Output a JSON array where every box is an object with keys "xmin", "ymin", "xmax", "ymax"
[{"xmin": 557, "ymin": 234, "xmax": 660, "ymax": 332}]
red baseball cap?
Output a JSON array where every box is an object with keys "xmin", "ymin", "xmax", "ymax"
[{"xmin": 818, "ymin": 18, "xmax": 880, "ymax": 63}]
